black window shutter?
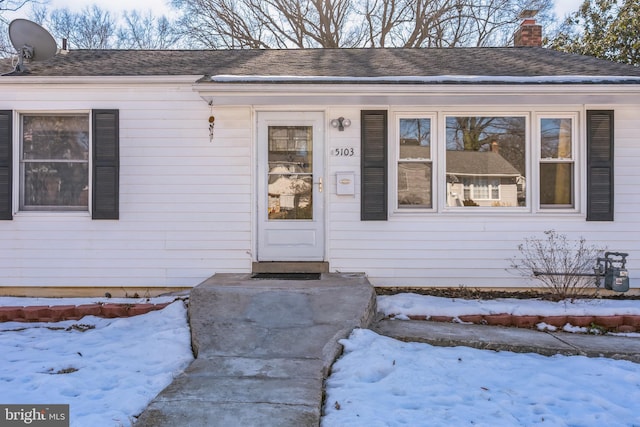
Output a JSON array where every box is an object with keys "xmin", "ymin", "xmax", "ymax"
[
  {"xmin": 361, "ymin": 110, "xmax": 387, "ymax": 220},
  {"xmin": 92, "ymin": 110, "xmax": 119, "ymax": 219},
  {"xmin": 586, "ymin": 110, "xmax": 614, "ymax": 221},
  {"xmin": 0, "ymin": 111, "xmax": 12, "ymax": 220}
]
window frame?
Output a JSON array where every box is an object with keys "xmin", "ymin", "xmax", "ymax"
[
  {"xmin": 394, "ymin": 113, "xmax": 437, "ymax": 212},
  {"xmin": 536, "ymin": 113, "xmax": 579, "ymax": 212},
  {"xmin": 391, "ymin": 109, "xmax": 586, "ymax": 216},
  {"xmin": 16, "ymin": 111, "xmax": 92, "ymax": 214},
  {"xmin": 442, "ymin": 112, "xmax": 530, "ymax": 212}
]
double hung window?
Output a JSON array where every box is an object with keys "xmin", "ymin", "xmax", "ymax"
[
  {"xmin": 20, "ymin": 114, "xmax": 89, "ymax": 211},
  {"xmin": 539, "ymin": 117, "xmax": 575, "ymax": 208},
  {"xmin": 395, "ymin": 112, "xmax": 578, "ymax": 212},
  {"xmin": 397, "ymin": 118, "xmax": 432, "ymax": 208}
]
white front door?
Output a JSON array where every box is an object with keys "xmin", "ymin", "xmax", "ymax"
[{"xmin": 257, "ymin": 112, "xmax": 325, "ymax": 261}]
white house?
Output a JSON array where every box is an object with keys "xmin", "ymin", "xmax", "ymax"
[{"xmin": 1, "ymin": 20, "xmax": 640, "ymax": 296}]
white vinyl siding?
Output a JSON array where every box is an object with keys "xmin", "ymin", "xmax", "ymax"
[
  {"xmin": 330, "ymin": 105, "xmax": 640, "ymax": 288},
  {"xmin": 0, "ymin": 83, "xmax": 253, "ymax": 288},
  {"xmin": 0, "ymin": 80, "xmax": 638, "ymax": 291}
]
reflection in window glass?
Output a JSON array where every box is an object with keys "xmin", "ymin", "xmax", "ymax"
[
  {"xmin": 267, "ymin": 126, "xmax": 313, "ymax": 220},
  {"xmin": 541, "ymin": 118, "xmax": 572, "ymax": 159},
  {"xmin": 398, "ymin": 118, "xmax": 432, "ymax": 208},
  {"xmin": 398, "ymin": 163, "xmax": 432, "ymax": 207},
  {"xmin": 463, "ymin": 177, "xmax": 500, "ymax": 200},
  {"xmin": 540, "ymin": 118, "xmax": 574, "ymax": 207},
  {"xmin": 446, "ymin": 116, "xmax": 526, "ymax": 207},
  {"xmin": 540, "ymin": 163, "xmax": 573, "ymax": 205},
  {"xmin": 21, "ymin": 115, "xmax": 89, "ymax": 210}
]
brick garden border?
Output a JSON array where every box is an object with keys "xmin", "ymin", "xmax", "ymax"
[
  {"xmin": 0, "ymin": 302, "xmax": 173, "ymax": 323},
  {"xmin": 390, "ymin": 314, "xmax": 640, "ymax": 333}
]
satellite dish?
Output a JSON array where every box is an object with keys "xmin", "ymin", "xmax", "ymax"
[{"xmin": 8, "ymin": 19, "xmax": 57, "ymax": 73}]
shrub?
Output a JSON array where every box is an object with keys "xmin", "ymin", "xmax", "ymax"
[{"xmin": 509, "ymin": 230, "xmax": 604, "ymax": 301}]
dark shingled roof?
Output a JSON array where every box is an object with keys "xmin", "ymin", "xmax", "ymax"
[
  {"xmin": 447, "ymin": 151, "xmax": 521, "ymax": 176},
  {"xmin": 1, "ymin": 47, "xmax": 640, "ymax": 83}
]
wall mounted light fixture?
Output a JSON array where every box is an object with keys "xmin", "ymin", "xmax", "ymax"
[{"xmin": 330, "ymin": 117, "xmax": 351, "ymax": 131}]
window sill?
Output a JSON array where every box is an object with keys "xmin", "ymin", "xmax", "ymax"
[
  {"xmin": 13, "ymin": 211, "xmax": 91, "ymax": 219},
  {"xmin": 392, "ymin": 207, "xmax": 583, "ymax": 217}
]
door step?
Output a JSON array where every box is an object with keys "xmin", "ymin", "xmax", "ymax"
[
  {"xmin": 251, "ymin": 262, "xmax": 329, "ymax": 274},
  {"xmin": 251, "ymin": 272, "xmax": 321, "ymax": 280}
]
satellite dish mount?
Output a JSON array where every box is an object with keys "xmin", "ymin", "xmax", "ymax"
[{"xmin": 15, "ymin": 45, "xmax": 34, "ymax": 72}]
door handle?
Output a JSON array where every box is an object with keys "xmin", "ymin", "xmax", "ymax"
[{"xmin": 314, "ymin": 177, "xmax": 323, "ymax": 193}]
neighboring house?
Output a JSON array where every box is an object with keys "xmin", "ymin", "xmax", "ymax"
[
  {"xmin": 1, "ymin": 18, "xmax": 640, "ymax": 294},
  {"xmin": 446, "ymin": 150, "xmax": 524, "ymax": 208}
]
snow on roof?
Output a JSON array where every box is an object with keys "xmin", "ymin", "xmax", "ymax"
[{"xmin": 208, "ymin": 74, "xmax": 640, "ymax": 84}]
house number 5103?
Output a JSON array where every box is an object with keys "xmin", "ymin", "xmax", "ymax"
[{"xmin": 332, "ymin": 147, "xmax": 355, "ymax": 157}]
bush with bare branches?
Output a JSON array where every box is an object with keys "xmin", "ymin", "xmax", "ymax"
[{"xmin": 509, "ymin": 230, "xmax": 605, "ymax": 301}]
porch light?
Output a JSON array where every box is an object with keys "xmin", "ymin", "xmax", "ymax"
[{"xmin": 330, "ymin": 117, "xmax": 351, "ymax": 131}]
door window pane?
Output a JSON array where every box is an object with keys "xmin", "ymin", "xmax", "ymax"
[{"xmin": 267, "ymin": 126, "xmax": 313, "ymax": 220}]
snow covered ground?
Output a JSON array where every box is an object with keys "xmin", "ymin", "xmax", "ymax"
[
  {"xmin": 377, "ymin": 293, "xmax": 640, "ymax": 318},
  {"xmin": 322, "ymin": 328, "xmax": 640, "ymax": 427},
  {"xmin": 2, "ymin": 294, "xmax": 640, "ymax": 427},
  {"xmin": 322, "ymin": 294, "xmax": 640, "ymax": 426},
  {"xmin": 0, "ymin": 298, "xmax": 193, "ymax": 427}
]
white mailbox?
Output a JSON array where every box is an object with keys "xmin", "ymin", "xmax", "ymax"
[{"xmin": 336, "ymin": 172, "xmax": 355, "ymax": 195}]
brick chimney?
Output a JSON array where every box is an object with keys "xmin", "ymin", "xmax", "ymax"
[
  {"xmin": 490, "ymin": 140, "xmax": 499, "ymax": 154},
  {"xmin": 514, "ymin": 10, "xmax": 542, "ymax": 47}
]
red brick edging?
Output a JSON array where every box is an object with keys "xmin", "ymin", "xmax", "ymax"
[
  {"xmin": 0, "ymin": 302, "xmax": 172, "ymax": 323},
  {"xmin": 391, "ymin": 314, "xmax": 640, "ymax": 333}
]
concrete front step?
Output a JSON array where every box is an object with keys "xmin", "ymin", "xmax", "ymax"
[
  {"xmin": 251, "ymin": 261, "xmax": 330, "ymax": 273},
  {"xmin": 135, "ymin": 273, "xmax": 377, "ymax": 427}
]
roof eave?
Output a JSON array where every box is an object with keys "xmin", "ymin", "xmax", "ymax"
[
  {"xmin": 195, "ymin": 80, "xmax": 640, "ymax": 106},
  {"xmin": 201, "ymin": 74, "xmax": 640, "ymax": 85},
  {"xmin": 0, "ymin": 75, "xmax": 203, "ymax": 85}
]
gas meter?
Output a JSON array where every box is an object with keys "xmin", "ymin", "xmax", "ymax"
[{"xmin": 595, "ymin": 252, "xmax": 630, "ymax": 292}]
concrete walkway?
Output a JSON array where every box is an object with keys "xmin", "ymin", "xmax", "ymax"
[
  {"xmin": 136, "ymin": 274, "xmax": 640, "ymax": 426},
  {"xmin": 135, "ymin": 273, "xmax": 377, "ymax": 427},
  {"xmin": 374, "ymin": 318, "xmax": 640, "ymax": 364}
]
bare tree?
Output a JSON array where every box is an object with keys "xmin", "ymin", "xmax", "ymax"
[
  {"xmin": 0, "ymin": 0, "xmax": 33, "ymax": 19},
  {"xmin": 30, "ymin": 5, "xmax": 182, "ymax": 50},
  {"xmin": 369, "ymin": 0, "xmax": 555, "ymax": 48},
  {"xmin": 361, "ymin": 0, "xmax": 459, "ymax": 47},
  {"xmin": 170, "ymin": 0, "xmax": 360, "ymax": 48},
  {"xmin": 171, "ymin": 0, "xmax": 555, "ymax": 48},
  {"xmin": 0, "ymin": 0, "xmax": 39, "ymax": 57},
  {"xmin": 35, "ymin": 5, "xmax": 117, "ymax": 49},
  {"xmin": 117, "ymin": 10, "xmax": 182, "ymax": 49},
  {"xmin": 0, "ymin": 22, "xmax": 10, "ymax": 57}
]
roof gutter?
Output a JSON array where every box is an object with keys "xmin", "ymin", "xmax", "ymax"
[
  {"xmin": 194, "ymin": 80, "xmax": 640, "ymax": 106},
  {"xmin": 0, "ymin": 75, "xmax": 202, "ymax": 85},
  {"xmin": 203, "ymin": 74, "xmax": 640, "ymax": 85}
]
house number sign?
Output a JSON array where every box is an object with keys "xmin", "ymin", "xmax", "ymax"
[{"xmin": 331, "ymin": 147, "xmax": 356, "ymax": 157}]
